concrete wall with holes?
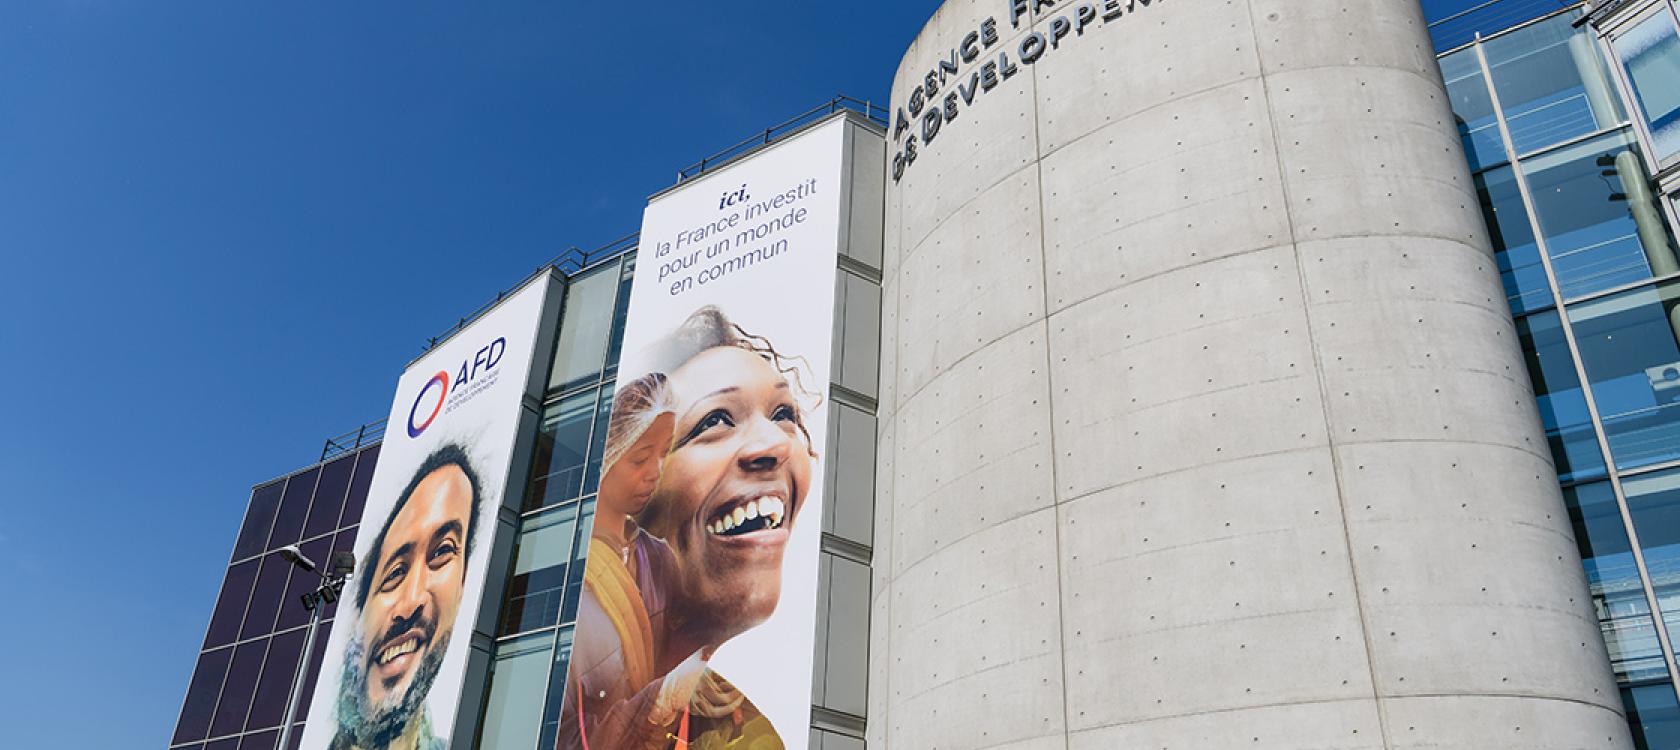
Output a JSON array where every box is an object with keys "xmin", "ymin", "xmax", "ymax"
[{"xmin": 870, "ymin": 0, "xmax": 1631, "ymax": 748}]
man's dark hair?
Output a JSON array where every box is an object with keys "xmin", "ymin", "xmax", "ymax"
[{"xmin": 354, "ymin": 443, "xmax": 484, "ymax": 610}]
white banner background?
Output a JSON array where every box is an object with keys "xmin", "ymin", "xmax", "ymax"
[
  {"xmin": 298, "ymin": 277, "xmax": 554, "ymax": 750},
  {"xmin": 603, "ymin": 117, "xmax": 849, "ymax": 747}
]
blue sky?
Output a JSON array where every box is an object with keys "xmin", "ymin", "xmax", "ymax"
[{"xmin": 0, "ymin": 0, "xmax": 1495, "ymax": 746}]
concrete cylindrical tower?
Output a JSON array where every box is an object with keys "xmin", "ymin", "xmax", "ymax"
[{"xmin": 871, "ymin": 1, "xmax": 1632, "ymax": 748}]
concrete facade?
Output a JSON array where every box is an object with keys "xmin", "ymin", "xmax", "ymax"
[{"xmin": 873, "ymin": 0, "xmax": 1632, "ymax": 747}]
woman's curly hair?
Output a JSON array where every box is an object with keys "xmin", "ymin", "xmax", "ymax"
[{"xmin": 637, "ymin": 305, "xmax": 820, "ymax": 456}]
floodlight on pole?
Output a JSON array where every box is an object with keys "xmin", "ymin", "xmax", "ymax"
[
  {"xmin": 274, "ymin": 547, "xmax": 354, "ymax": 750},
  {"xmin": 277, "ymin": 544, "xmax": 318, "ymax": 575}
]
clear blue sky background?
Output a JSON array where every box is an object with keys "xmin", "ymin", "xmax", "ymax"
[{"xmin": 0, "ymin": 0, "xmax": 1505, "ymax": 746}]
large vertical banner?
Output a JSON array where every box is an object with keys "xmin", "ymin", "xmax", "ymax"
[
  {"xmin": 558, "ymin": 118, "xmax": 847, "ymax": 749},
  {"xmin": 300, "ymin": 277, "xmax": 555, "ymax": 750}
]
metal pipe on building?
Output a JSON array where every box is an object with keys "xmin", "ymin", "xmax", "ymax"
[
  {"xmin": 1614, "ymin": 150, "xmax": 1680, "ymax": 278},
  {"xmin": 1611, "ymin": 149, "xmax": 1680, "ymax": 348},
  {"xmin": 1570, "ymin": 31, "xmax": 1622, "ymax": 128}
]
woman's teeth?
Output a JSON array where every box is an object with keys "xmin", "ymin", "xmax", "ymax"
[{"xmin": 710, "ymin": 497, "xmax": 786, "ymax": 535}]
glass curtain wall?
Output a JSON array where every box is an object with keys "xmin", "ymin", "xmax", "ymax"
[
  {"xmin": 475, "ymin": 255, "xmax": 632, "ymax": 750},
  {"xmin": 1443, "ymin": 7, "xmax": 1680, "ymax": 746},
  {"xmin": 171, "ymin": 443, "xmax": 381, "ymax": 750}
]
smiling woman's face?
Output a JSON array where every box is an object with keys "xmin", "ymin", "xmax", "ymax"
[{"xmin": 645, "ymin": 346, "xmax": 812, "ymax": 644}]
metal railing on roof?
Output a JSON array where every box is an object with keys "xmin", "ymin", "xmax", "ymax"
[
  {"xmin": 417, "ymin": 95, "xmax": 888, "ymax": 355},
  {"xmin": 1428, "ymin": 0, "xmax": 1581, "ymax": 51},
  {"xmin": 421, "ymin": 233, "xmax": 640, "ymax": 354},
  {"xmin": 320, "ymin": 419, "xmax": 387, "ymax": 462},
  {"xmin": 674, "ymin": 95, "xmax": 888, "ymax": 184},
  {"xmin": 314, "ymin": 97, "xmax": 891, "ymax": 465}
]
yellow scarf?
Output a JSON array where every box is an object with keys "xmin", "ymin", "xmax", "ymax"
[{"xmin": 583, "ymin": 537, "xmax": 656, "ymax": 689}]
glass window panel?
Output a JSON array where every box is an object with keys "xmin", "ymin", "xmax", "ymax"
[
  {"xmin": 550, "ymin": 264, "xmax": 620, "ymax": 392},
  {"xmin": 1516, "ymin": 311, "xmax": 1606, "ymax": 482},
  {"xmin": 210, "ymin": 638, "xmax": 268, "ymax": 738},
  {"xmin": 1477, "ymin": 167, "xmax": 1551, "ymax": 314},
  {"xmin": 1614, "ymin": 11, "xmax": 1680, "ymax": 163},
  {"xmin": 562, "ymin": 500, "xmax": 595, "ymax": 626},
  {"xmin": 1621, "ymin": 469, "xmax": 1680, "ymax": 650},
  {"xmin": 303, "ymin": 457, "xmax": 354, "ymax": 540},
  {"xmin": 1524, "ymin": 131, "xmax": 1677, "ymax": 299},
  {"xmin": 1623, "ymin": 682, "xmax": 1680, "ymax": 750},
  {"xmin": 1568, "ymin": 279, "xmax": 1680, "ymax": 470},
  {"xmin": 268, "ymin": 469, "xmax": 319, "ymax": 551},
  {"xmin": 246, "ymin": 629, "xmax": 305, "ymax": 731},
  {"xmin": 275, "ymin": 537, "xmax": 330, "ymax": 632},
  {"xmin": 526, "ymin": 391, "xmax": 598, "ymax": 511},
  {"xmin": 232, "ymin": 483, "xmax": 284, "ymax": 561},
  {"xmin": 499, "ymin": 504, "xmax": 578, "ymax": 635},
  {"xmin": 1441, "ymin": 47, "xmax": 1506, "ymax": 170},
  {"xmin": 824, "ymin": 556, "xmax": 870, "ymax": 716},
  {"xmin": 173, "ymin": 647, "xmax": 233, "ymax": 744},
  {"xmin": 815, "ymin": 730, "xmax": 865, "ymax": 750},
  {"xmin": 205, "ymin": 560, "xmax": 260, "ymax": 649},
  {"xmin": 238, "ymin": 730, "xmax": 277, "ymax": 750},
  {"xmin": 478, "ymin": 630, "xmax": 556, "ymax": 750},
  {"xmin": 581, "ymin": 384, "xmax": 615, "ymax": 496},
  {"xmin": 1564, "ymin": 482, "xmax": 1668, "ymax": 682},
  {"xmin": 824, "ymin": 403, "xmax": 878, "ymax": 545},
  {"xmin": 241, "ymin": 553, "xmax": 290, "ymax": 640},
  {"xmin": 603, "ymin": 257, "xmax": 635, "ymax": 370},
  {"xmin": 837, "ymin": 273, "xmax": 882, "ymax": 399},
  {"xmin": 206, "ymin": 739, "xmax": 241, "ymax": 750},
  {"xmin": 1483, "ymin": 13, "xmax": 1625, "ymax": 154},
  {"xmin": 536, "ymin": 626, "xmax": 577, "ymax": 750},
  {"xmin": 341, "ymin": 445, "xmax": 378, "ymax": 527}
]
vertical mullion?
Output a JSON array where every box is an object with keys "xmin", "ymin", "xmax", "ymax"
[{"xmin": 1476, "ymin": 32, "xmax": 1680, "ymax": 699}]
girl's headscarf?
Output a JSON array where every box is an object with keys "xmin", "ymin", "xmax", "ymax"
[{"xmin": 601, "ymin": 372, "xmax": 675, "ymax": 480}]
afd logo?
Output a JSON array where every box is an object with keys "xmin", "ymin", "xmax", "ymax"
[{"xmin": 407, "ymin": 337, "xmax": 508, "ymax": 438}]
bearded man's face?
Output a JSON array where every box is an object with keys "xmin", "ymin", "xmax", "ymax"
[{"xmin": 337, "ymin": 465, "xmax": 471, "ymax": 746}]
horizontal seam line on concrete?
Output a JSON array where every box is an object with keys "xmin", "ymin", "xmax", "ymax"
[
  {"xmin": 893, "ymin": 316, "xmax": 1044, "ymax": 414},
  {"xmin": 1044, "ymin": 233, "xmax": 1495, "ymax": 319},
  {"xmin": 1070, "ymin": 605, "xmax": 1365, "ymax": 647},
  {"xmin": 888, "ymin": 501, "xmax": 1053, "ymax": 581},
  {"xmin": 1062, "ymin": 691, "xmax": 1625, "ymax": 734},
  {"xmin": 1068, "ymin": 374, "xmax": 1309, "ymax": 425},
  {"xmin": 898, "ymin": 154, "xmax": 1038, "ymax": 261},
  {"xmin": 1071, "ymin": 514, "xmax": 1580, "ymax": 570},
  {"xmin": 895, "ymin": 574, "xmax": 1052, "ymax": 638},
  {"xmin": 894, "ymin": 648, "xmax": 1059, "ymax": 704},
  {"xmin": 1055, "ymin": 438, "xmax": 1559, "ymax": 505},
  {"xmin": 895, "ymin": 441, "xmax": 1046, "ymax": 511},
  {"xmin": 1034, "ymin": 61, "xmax": 1449, "ymax": 166}
]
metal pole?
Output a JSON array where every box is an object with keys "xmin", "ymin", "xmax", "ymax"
[{"xmin": 277, "ymin": 591, "xmax": 326, "ymax": 750}]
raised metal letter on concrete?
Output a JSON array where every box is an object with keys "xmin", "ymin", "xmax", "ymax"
[{"xmin": 871, "ymin": 1, "xmax": 1633, "ymax": 748}]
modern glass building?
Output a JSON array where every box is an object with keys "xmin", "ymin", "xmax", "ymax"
[
  {"xmin": 170, "ymin": 104, "xmax": 883, "ymax": 750},
  {"xmin": 171, "ymin": 1, "xmax": 1680, "ymax": 748},
  {"xmin": 1440, "ymin": 2, "xmax": 1680, "ymax": 746}
]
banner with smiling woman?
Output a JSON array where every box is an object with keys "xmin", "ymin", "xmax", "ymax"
[
  {"xmin": 299, "ymin": 275, "xmax": 558, "ymax": 750},
  {"xmin": 557, "ymin": 118, "xmax": 848, "ymax": 750}
]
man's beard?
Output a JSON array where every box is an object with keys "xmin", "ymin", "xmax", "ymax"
[{"xmin": 334, "ymin": 621, "xmax": 451, "ymax": 749}]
